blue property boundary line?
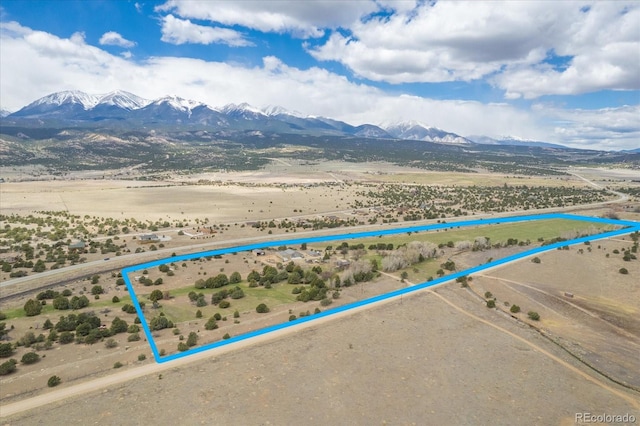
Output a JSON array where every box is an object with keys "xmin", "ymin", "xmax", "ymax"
[{"xmin": 120, "ymin": 213, "xmax": 640, "ymax": 363}]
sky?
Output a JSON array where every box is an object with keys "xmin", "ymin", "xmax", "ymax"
[{"xmin": 0, "ymin": 0, "xmax": 638, "ymax": 151}]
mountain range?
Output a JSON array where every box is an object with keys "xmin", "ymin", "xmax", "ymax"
[{"xmin": 3, "ymin": 90, "xmax": 557, "ymax": 148}]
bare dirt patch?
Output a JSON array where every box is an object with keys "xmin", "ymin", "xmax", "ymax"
[{"xmin": 471, "ymin": 235, "xmax": 640, "ymax": 390}]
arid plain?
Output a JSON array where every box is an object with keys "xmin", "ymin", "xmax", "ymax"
[{"xmin": 1, "ymin": 161, "xmax": 639, "ymax": 424}]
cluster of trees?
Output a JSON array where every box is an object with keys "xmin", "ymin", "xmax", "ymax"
[
  {"xmin": 149, "ymin": 313, "xmax": 173, "ymax": 331},
  {"xmin": 194, "ymin": 271, "xmax": 241, "ymax": 289},
  {"xmin": 23, "ymin": 292, "xmax": 90, "ymax": 316},
  {"xmin": 381, "ymin": 241, "xmax": 439, "ymax": 272},
  {"xmin": 354, "ymin": 183, "xmax": 609, "ymax": 220}
]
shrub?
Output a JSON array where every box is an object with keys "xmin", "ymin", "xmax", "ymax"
[
  {"xmin": 149, "ymin": 316, "xmax": 173, "ymax": 331},
  {"xmin": 0, "ymin": 359, "xmax": 17, "ymax": 375},
  {"xmin": 23, "ymin": 299, "xmax": 42, "ymax": 316},
  {"xmin": 223, "ymin": 333, "xmax": 231, "ymax": 340},
  {"xmin": 186, "ymin": 332, "xmax": 198, "ymax": 347},
  {"xmin": 138, "ymin": 354, "xmax": 146, "ymax": 361},
  {"xmin": 233, "ymin": 310, "xmax": 240, "ymax": 318},
  {"xmin": 256, "ymin": 303, "xmax": 269, "ymax": 313},
  {"xmin": 486, "ymin": 300, "xmax": 495, "ymax": 308},
  {"xmin": 105, "ymin": 338, "xmax": 118, "ymax": 349},
  {"xmin": 320, "ymin": 298, "xmax": 332, "ymax": 307},
  {"xmin": 196, "ymin": 310, "xmax": 202, "ymax": 318},
  {"xmin": 528, "ymin": 311, "xmax": 540, "ymax": 321},
  {"xmin": 48, "ymin": 375, "xmax": 61, "ymax": 387},
  {"xmin": 619, "ymin": 268, "xmax": 629, "ymax": 275},
  {"xmin": 127, "ymin": 333, "xmax": 141, "ymax": 342},
  {"xmin": 531, "ymin": 257, "xmax": 541, "ymax": 264},
  {"xmin": 205, "ymin": 317, "xmax": 218, "ymax": 330},
  {"xmin": 112, "ymin": 296, "xmax": 120, "ymax": 303},
  {"xmin": 113, "ymin": 361, "xmax": 123, "ymax": 369},
  {"xmin": 0, "ymin": 343, "xmax": 14, "ymax": 358},
  {"xmin": 510, "ymin": 305, "xmax": 521, "ymax": 313},
  {"xmin": 484, "ymin": 291, "xmax": 493, "ymax": 299},
  {"xmin": 21, "ymin": 352, "xmax": 40, "ymax": 365},
  {"xmin": 59, "ymin": 331, "xmax": 75, "ymax": 344},
  {"xmin": 289, "ymin": 315, "xmax": 297, "ymax": 321},
  {"xmin": 177, "ymin": 342, "xmax": 189, "ymax": 352},
  {"xmin": 219, "ymin": 300, "xmax": 231, "ymax": 309}
]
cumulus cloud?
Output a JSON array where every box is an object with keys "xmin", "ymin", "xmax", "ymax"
[
  {"xmin": 534, "ymin": 104, "xmax": 640, "ymax": 150},
  {"xmin": 99, "ymin": 31, "xmax": 136, "ymax": 48},
  {"xmin": 160, "ymin": 14, "xmax": 253, "ymax": 46},
  {"xmin": 156, "ymin": 0, "xmax": 377, "ymax": 38},
  {"xmin": 308, "ymin": 1, "xmax": 640, "ymax": 98},
  {"xmin": 0, "ymin": 20, "xmax": 637, "ymax": 150}
]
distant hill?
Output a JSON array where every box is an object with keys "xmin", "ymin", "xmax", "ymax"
[{"xmin": 467, "ymin": 135, "xmax": 568, "ymax": 149}]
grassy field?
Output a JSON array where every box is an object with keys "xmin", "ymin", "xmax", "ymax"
[
  {"xmin": 350, "ymin": 219, "xmax": 616, "ymax": 249},
  {"xmin": 145, "ymin": 281, "xmax": 297, "ymax": 323}
]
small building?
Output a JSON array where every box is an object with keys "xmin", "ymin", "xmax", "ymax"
[
  {"xmin": 335, "ymin": 259, "xmax": 351, "ymax": 269},
  {"xmin": 253, "ymin": 249, "xmax": 266, "ymax": 256},
  {"xmin": 139, "ymin": 233, "xmax": 160, "ymax": 243},
  {"xmin": 277, "ymin": 249, "xmax": 304, "ymax": 262},
  {"xmin": 69, "ymin": 240, "xmax": 86, "ymax": 250}
]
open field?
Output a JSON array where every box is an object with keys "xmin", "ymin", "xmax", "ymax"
[
  {"xmin": 356, "ymin": 218, "xmax": 615, "ymax": 249},
  {"xmin": 0, "ymin": 164, "xmax": 639, "ymax": 422},
  {"xmin": 471, "ymin": 234, "xmax": 640, "ymax": 391},
  {"xmin": 2, "ymin": 282, "xmax": 638, "ymax": 425},
  {"xmin": 0, "ymin": 179, "xmax": 362, "ymax": 222}
]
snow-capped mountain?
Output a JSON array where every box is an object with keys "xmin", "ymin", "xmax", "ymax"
[
  {"xmin": 220, "ymin": 103, "xmax": 267, "ymax": 120},
  {"xmin": 96, "ymin": 90, "xmax": 150, "ymax": 110},
  {"xmin": 382, "ymin": 120, "xmax": 471, "ymax": 145},
  {"xmin": 152, "ymin": 95, "xmax": 206, "ymax": 113},
  {"xmin": 31, "ymin": 90, "xmax": 100, "ymax": 109},
  {"xmin": 0, "ymin": 109, "xmax": 12, "ymax": 118},
  {"xmin": 6, "ymin": 90, "xmax": 566, "ymax": 148},
  {"xmin": 261, "ymin": 105, "xmax": 306, "ymax": 118}
]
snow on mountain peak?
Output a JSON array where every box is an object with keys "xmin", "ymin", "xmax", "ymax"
[
  {"xmin": 261, "ymin": 105, "xmax": 305, "ymax": 118},
  {"xmin": 152, "ymin": 95, "xmax": 205, "ymax": 112},
  {"xmin": 220, "ymin": 102, "xmax": 265, "ymax": 116},
  {"xmin": 380, "ymin": 119, "xmax": 434, "ymax": 132},
  {"xmin": 32, "ymin": 90, "xmax": 100, "ymax": 110},
  {"xmin": 97, "ymin": 90, "xmax": 150, "ymax": 110}
]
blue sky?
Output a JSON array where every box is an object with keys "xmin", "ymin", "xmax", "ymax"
[{"xmin": 0, "ymin": 0, "xmax": 638, "ymax": 150}]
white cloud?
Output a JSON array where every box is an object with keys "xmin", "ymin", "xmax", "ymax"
[
  {"xmin": 533, "ymin": 104, "xmax": 640, "ymax": 150},
  {"xmin": 156, "ymin": 0, "xmax": 377, "ymax": 38},
  {"xmin": 308, "ymin": 1, "xmax": 640, "ymax": 98},
  {"xmin": 99, "ymin": 31, "xmax": 136, "ymax": 48},
  {"xmin": 0, "ymin": 21, "xmax": 637, "ymax": 151},
  {"xmin": 160, "ymin": 14, "xmax": 253, "ymax": 47}
]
